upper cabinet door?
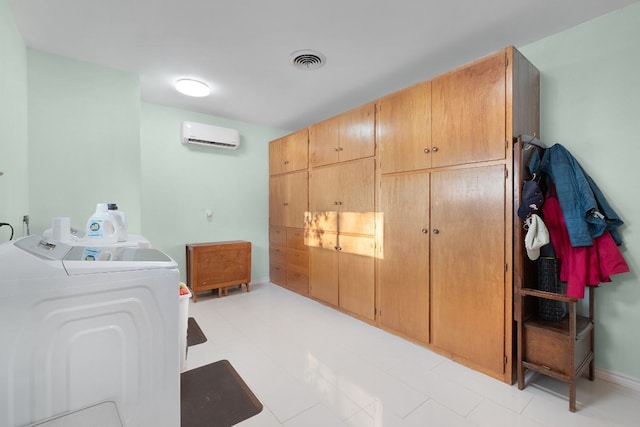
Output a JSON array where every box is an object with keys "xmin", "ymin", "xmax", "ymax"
[
  {"xmin": 377, "ymin": 81, "xmax": 432, "ymax": 174},
  {"xmin": 431, "ymin": 50, "xmax": 507, "ymax": 168},
  {"xmin": 309, "ymin": 103, "xmax": 375, "ymax": 167},
  {"xmin": 339, "ymin": 102, "xmax": 375, "ymax": 163},
  {"xmin": 309, "ymin": 114, "xmax": 341, "ymax": 167},
  {"xmin": 269, "ymin": 128, "xmax": 309, "ymax": 175}
]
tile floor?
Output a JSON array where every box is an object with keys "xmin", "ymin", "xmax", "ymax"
[{"xmin": 184, "ymin": 282, "xmax": 639, "ymax": 427}]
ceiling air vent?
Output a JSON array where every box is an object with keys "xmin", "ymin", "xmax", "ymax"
[{"xmin": 289, "ymin": 49, "xmax": 326, "ymax": 70}]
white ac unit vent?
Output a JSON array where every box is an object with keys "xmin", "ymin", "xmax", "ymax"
[{"xmin": 181, "ymin": 121, "xmax": 240, "ymax": 150}]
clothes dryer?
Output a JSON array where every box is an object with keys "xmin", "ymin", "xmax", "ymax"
[{"xmin": 0, "ymin": 235, "xmax": 180, "ymax": 427}]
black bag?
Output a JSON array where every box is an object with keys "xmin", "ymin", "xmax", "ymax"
[{"xmin": 537, "ymin": 257, "xmax": 567, "ymax": 321}]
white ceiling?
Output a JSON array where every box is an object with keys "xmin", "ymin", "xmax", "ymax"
[{"xmin": 9, "ymin": 0, "xmax": 639, "ymax": 131}]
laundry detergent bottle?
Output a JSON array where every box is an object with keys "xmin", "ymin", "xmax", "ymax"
[
  {"xmin": 107, "ymin": 203, "xmax": 128, "ymax": 242},
  {"xmin": 86, "ymin": 203, "xmax": 119, "ymax": 244}
]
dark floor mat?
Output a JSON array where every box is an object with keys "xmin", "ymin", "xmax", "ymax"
[
  {"xmin": 187, "ymin": 317, "xmax": 207, "ymax": 347},
  {"xmin": 181, "ymin": 359, "xmax": 263, "ymax": 427}
]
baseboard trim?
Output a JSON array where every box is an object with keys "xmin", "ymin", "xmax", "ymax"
[
  {"xmin": 251, "ymin": 276, "xmax": 270, "ymax": 285},
  {"xmin": 596, "ymin": 367, "xmax": 640, "ymax": 393}
]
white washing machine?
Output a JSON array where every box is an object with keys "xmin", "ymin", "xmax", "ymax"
[{"xmin": 0, "ymin": 235, "xmax": 180, "ymax": 427}]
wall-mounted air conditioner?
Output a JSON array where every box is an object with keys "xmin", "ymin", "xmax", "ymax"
[{"xmin": 181, "ymin": 121, "xmax": 240, "ymax": 150}]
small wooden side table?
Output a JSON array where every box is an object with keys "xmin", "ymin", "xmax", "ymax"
[{"xmin": 185, "ymin": 241, "xmax": 252, "ymax": 302}]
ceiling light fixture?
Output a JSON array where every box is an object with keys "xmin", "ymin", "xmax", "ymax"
[{"xmin": 175, "ymin": 79, "xmax": 210, "ymax": 97}]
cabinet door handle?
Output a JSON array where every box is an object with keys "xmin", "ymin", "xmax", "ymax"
[
  {"xmin": 334, "ymin": 246, "xmax": 342, "ymax": 251},
  {"xmin": 284, "ymin": 160, "xmax": 289, "ymax": 164},
  {"xmin": 432, "ymin": 229, "xmax": 440, "ymax": 234},
  {"xmin": 432, "ymin": 146, "xmax": 439, "ymax": 152},
  {"xmin": 421, "ymin": 228, "xmax": 428, "ymax": 234},
  {"xmin": 283, "ymin": 202, "xmax": 289, "ymax": 206},
  {"xmin": 334, "ymin": 147, "xmax": 340, "ymax": 152},
  {"xmin": 423, "ymin": 148, "xmax": 430, "ymax": 153}
]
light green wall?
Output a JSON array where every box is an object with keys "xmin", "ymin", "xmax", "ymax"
[
  {"xmin": 27, "ymin": 50, "xmax": 142, "ymax": 235},
  {"xmin": 140, "ymin": 102, "xmax": 287, "ymax": 283},
  {"xmin": 0, "ymin": 0, "xmax": 28, "ymax": 241},
  {"xmin": 24, "ymin": 51, "xmax": 287, "ymax": 284},
  {"xmin": 521, "ymin": 2, "xmax": 640, "ymax": 379}
]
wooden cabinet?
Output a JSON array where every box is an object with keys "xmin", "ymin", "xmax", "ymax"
[
  {"xmin": 269, "ymin": 170, "xmax": 308, "ymax": 228},
  {"xmin": 309, "ymin": 102, "xmax": 375, "ymax": 167},
  {"xmin": 186, "ymin": 241, "xmax": 252, "ymax": 302},
  {"xmin": 308, "ymin": 245, "xmax": 375, "ymax": 321},
  {"xmin": 377, "ymin": 46, "xmax": 539, "ymax": 383},
  {"xmin": 307, "ymin": 158, "xmax": 376, "ymax": 320},
  {"xmin": 379, "ymin": 165, "xmax": 507, "ymax": 370},
  {"xmin": 377, "ymin": 81, "xmax": 432, "ymax": 174},
  {"xmin": 267, "ymin": 46, "xmax": 539, "ymax": 384},
  {"xmin": 269, "ymin": 128, "xmax": 308, "ymax": 174},
  {"xmin": 269, "ymin": 130, "xmax": 310, "ymax": 295},
  {"xmin": 431, "ymin": 51, "xmax": 508, "ymax": 168}
]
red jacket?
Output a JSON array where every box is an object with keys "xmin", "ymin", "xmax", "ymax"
[{"xmin": 542, "ymin": 190, "xmax": 629, "ymax": 298}]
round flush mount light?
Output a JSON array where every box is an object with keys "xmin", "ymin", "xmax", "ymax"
[
  {"xmin": 289, "ymin": 49, "xmax": 326, "ymax": 70},
  {"xmin": 175, "ymin": 79, "xmax": 210, "ymax": 97}
]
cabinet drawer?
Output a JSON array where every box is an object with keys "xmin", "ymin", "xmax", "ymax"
[
  {"xmin": 197, "ymin": 261, "xmax": 250, "ymax": 284},
  {"xmin": 287, "ymin": 270, "xmax": 309, "ymax": 294},
  {"xmin": 270, "ymin": 244, "xmax": 287, "ymax": 265},
  {"xmin": 287, "ymin": 248, "xmax": 308, "ymax": 271},
  {"xmin": 287, "ymin": 228, "xmax": 307, "ymax": 250},
  {"xmin": 197, "ymin": 249, "xmax": 249, "ymax": 266},
  {"xmin": 270, "ymin": 226, "xmax": 287, "ymax": 246},
  {"xmin": 270, "ymin": 263, "xmax": 287, "ymax": 285},
  {"xmin": 523, "ymin": 318, "xmax": 592, "ymax": 375}
]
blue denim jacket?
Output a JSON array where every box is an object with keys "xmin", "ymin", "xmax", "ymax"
[{"xmin": 529, "ymin": 143, "xmax": 623, "ymax": 247}]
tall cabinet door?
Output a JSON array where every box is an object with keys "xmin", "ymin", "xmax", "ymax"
[
  {"xmin": 430, "ymin": 165, "xmax": 506, "ymax": 376},
  {"xmin": 377, "ymin": 81, "xmax": 432, "ymax": 174},
  {"xmin": 283, "ymin": 170, "xmax": 308, "ymax": 229},
  {"xmin": 379, "ymin": 172, "xmax": 430, "ymax": 344},
  {"xmin": 269, "ymin": 175, "xmax": 285, "ymax": 227},
  {"xmin": 431, "ymin": 51, "xmax": 506, "ymax": 168},
  {"xmin": 337, "ymin": 158, "xmax": 376, "ymax": 235}
]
